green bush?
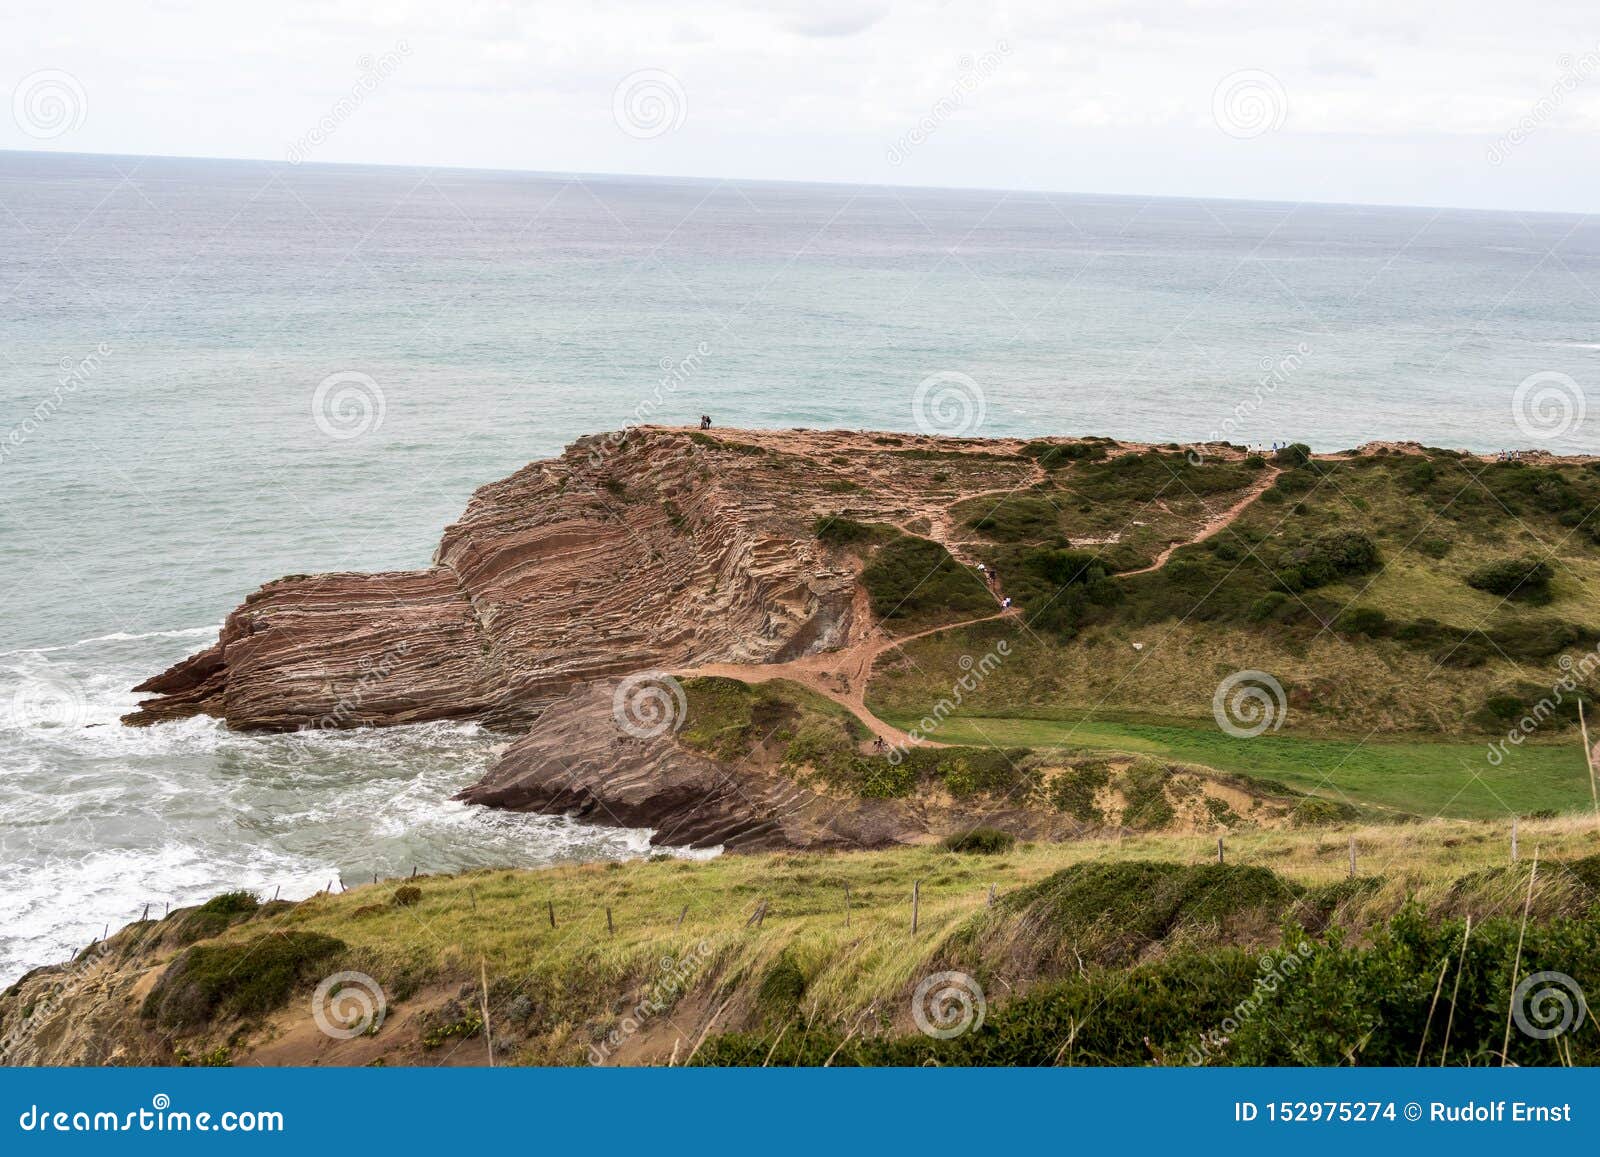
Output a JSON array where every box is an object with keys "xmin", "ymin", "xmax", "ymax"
[
  {"xmin": 943, "ymin": 827, "xmax": 1017, "ymax": 854},
  {"xmin": 1465, "ymin": 556, "xmax": 1553, "ymax": 602},
  {"xmin": 393, "ymin": 885, "xmax": 422, "ymax": 907},
  {"xmin": 143, "ymin": 932, "xmax": 345, "ymax": 1029},
  {"xmin": 860, "ymin": 534, "xmax": 994, "ymax": 624},
  {"xmin": 813, "ymin": 516, "xmax": 887, "ymax": 547},
  {"xmin": 1275, "ymin": 531, "xmax": 1380, "ymax": 592}
]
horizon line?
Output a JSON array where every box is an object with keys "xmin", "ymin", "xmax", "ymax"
[{"xmin": 1, "ymin": 145, "xmax": 1591, "ymax": 223}]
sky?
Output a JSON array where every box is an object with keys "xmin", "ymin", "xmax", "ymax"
[{"xmin": 5, "ymin": 0, "xmax": 1600, "ymax": 212}]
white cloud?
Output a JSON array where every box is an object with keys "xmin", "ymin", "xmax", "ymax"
[{"xmin": 2, "ymin": 0, "xmax": 1599, "ymax": 210}]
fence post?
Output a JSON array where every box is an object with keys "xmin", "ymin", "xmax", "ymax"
[
  {"xmin": 843, "ymin": 884, "xmax": 851, "ymax": 929},
  {"xmin": 547, "ymin": 899, "xmax": 556, "ymax": 929},
  {"xmin": 1217, "ymin": 837, "xmax": 1225, "ymax": 865},
  {"xmin": 911, "ymin": 880, "xmax": 920, "ymax": 934},
  {"xmin": 1348, "ymin": 834, "xmax": 1357, "ymax": 879},
  {"xmin": 1511, "ymin": 816, "xmax": 1519, "ymax": 864},
  {"xmin": 606, "ymin": 906, "xmax": 614, "ymax": 935}
]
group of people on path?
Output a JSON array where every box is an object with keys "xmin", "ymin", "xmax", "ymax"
[
  {"xmin": 976, "ymin": 562, "xmax": 1011, "ymax": 609},
  {"xmin": 698, "ymin": 414, "xmax": 713, "ymax": 429}
]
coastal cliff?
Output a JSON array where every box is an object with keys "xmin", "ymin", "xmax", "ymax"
[{"xmin": 124, "ymin": 428, "xmax": 891, "ymax": 731}]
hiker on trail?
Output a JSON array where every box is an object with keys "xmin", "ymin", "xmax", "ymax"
[
  {"xmin": 873, "ymin": 736, "xmax": 886, "ymax": 753},
  {"xmin": 1001, "ymin": 596, "xmax": 1012, "ymax": 609}
]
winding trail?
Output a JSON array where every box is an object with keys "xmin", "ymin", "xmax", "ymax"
[{"xmin": 670, "ymin": 462, "xmax": 1281, "ymax": 749}]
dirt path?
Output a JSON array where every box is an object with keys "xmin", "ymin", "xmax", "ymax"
[
  {"xmin": 1118, "ymin": 466, "xmax": 1281, "ymax": 576},
  {"xmin": 670, "ymin": 460, "xmax": 1278, "ymax": 750}
]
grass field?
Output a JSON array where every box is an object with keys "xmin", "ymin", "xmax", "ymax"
[
  {"xmin": 85, "ymin": 814, "xmax": 1600, "ymax": 1066},
  {"xmin": 873, "ymin": 709, "xmax": 1595, "ymax": 819}
]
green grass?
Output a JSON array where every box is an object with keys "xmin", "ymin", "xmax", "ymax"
[{"xmin": 874, "ymin": 709, "xmax": 1593, "ymax": 819}]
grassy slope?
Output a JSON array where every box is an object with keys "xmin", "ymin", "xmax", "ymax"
[
  {"xmin": 877, "ymin": 710, "xmax": 1590, "ymax": 819},
  {"xmin": 96, "ymin": 815, "xmax": 1600, "ymax": 1066},
  {"xmin": 863, "ymin": 449, "xmax": 1600, "ymax": 819}
]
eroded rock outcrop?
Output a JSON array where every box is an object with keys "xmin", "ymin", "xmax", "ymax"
[
  {"xmin": 124, "ymin": 428, "xmax": 948, "ymax": 730},
  {"xmin": 455, "ymin": 680, "xmax": 927, "ymax": 850}
]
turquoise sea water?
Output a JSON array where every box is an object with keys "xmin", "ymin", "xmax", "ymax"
[{"xmin": 1, "ymin": 150, "xmax": 1597, "ymax": 980}]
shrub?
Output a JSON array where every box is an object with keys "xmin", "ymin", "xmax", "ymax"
[
  {"xmin": 393, "ymin": 885, "xmax": 422, "ymax": 907},
  {"xmin": 1275, "ymin": 531, "xmax": 1380, "ymax": 592},
  {"xmin": 143, "ymin": 932, "xmax": 345, "ymax": 1029},
  {"xmin": 1273, "ymin": 442, "xmax": 1312, "ymax": 466},
  {"xmin": 813, "ymin": 516, "xmax": 885, "ymax": 547},
  {"xmin": 1465, "ymin": 556, "xmax": 1553, "ymax": 603},
  {"xmin": 965, "ymin": 495, "xmax": 1060, "ymax": 541},
  {"xmin": 860, "ymin": 534, "xmax": 994, "ymax": 624},
  {"xmin": 943, "ymin": 827, "xmax": 1017, "ymax": 854},
  {"xmin": 757, "ymin": 954, "xmax": 807, "ymax": 1014}
]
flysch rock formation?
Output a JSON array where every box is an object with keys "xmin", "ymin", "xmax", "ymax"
[
  {"xmin": 123, "ymin": 427, "xmax": 948, "ymax": 731},
  {"xmin": 455, "ymin": 679, "xmax": 932, "ymax": 850},
  {"xmin": 122, "ymin": 426, "xmax": 1065, "ymax": 847}
]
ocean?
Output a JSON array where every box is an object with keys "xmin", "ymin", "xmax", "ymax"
[{"xmin": 1, "ymin": 149, "xmax": 1596, "ymax": 982}]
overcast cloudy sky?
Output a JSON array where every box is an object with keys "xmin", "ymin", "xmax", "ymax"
[{"xmin": 5, "ymin": 0, "xmax": 1600, "ymax": 211}]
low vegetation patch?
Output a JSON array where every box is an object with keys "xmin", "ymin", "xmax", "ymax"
[
  {"xmin": 859, "ymin": 532, "xmax": 995, "ymax": 627},
  {"xmin": 142, "ymin": 932, "xmax": 345, "ymax": 1030},
  {"xmin": 943, "ymin": 828, "xmax": 1017, "ymax": 854}
]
